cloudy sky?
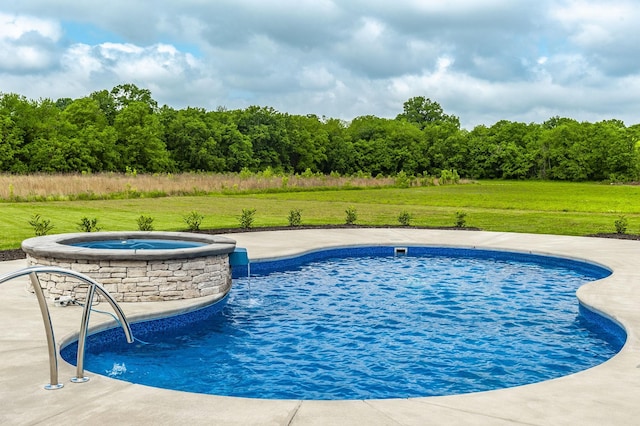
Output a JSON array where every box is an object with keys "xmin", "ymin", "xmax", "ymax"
[{"xmin": 1, "ymin": 1, "xmax": 639, "ymax": 128}]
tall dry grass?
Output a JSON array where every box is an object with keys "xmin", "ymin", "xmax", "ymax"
[{"xmin": 0, "ymin": 173, "xmax": 398, "ymax": 201}]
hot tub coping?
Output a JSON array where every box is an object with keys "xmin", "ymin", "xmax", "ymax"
[{"xmin": 22, "ymin": 231, "xmax": 237, "ymax": 261}]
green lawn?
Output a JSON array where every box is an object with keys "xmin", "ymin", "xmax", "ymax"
[{"xmin": 1, "ymin": 180, "xmax": 638, "ymax": 250}]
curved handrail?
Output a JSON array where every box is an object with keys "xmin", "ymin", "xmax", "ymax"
[{"xmin": 0, "ymin": 266, "xmax": 133, "ymax": 389}]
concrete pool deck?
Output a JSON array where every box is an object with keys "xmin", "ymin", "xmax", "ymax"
[{"xmin": 1, "ymin": 228, "xmax": 639, "ymax": 425}]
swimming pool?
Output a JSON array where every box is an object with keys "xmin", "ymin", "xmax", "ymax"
[{"xmin": 62, "ymin": 246, "xmax": 625, "ymax": 400}]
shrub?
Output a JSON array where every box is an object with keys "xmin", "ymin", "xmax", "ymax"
[
  {"xmin": 239, "ymin": 167, "xmax": 253, "ymax": 178},
  {"xmin": 440, "ymin": 169, "xmax": 461, "ymax": 185},
  {"xmin": 28, "ymin": 214, "xmax": 54, "ymax": 236},
  {"xmin": 77, "ymin": 217, "xmax": 101, "ymax": 232},
  {"xmin": 455, "ymin": 211, "xmax": 467, "ymax": 228},
  {"xmin": 123, "ymin": 183, "xmax": 141, "ymax": 198},
  {"xmin": 394, "ymin": 171, "xmax": 412, "ymax": 188},
  {"xmin": 419, "ymin": 174, "xmax": 436, "ymax": 186},
  {"xmin": 288, "ymin": 208, "xmax": 302, "ymax": 227},
  {"xmin": 260, "ymin": 167, "xmax": 276, "ymax": 178},
  {"xmin": 614, "ymin": 216, "xmax": 628, "ymax": 234},
  {"xmin": 184, "ymin": 211, "xmax": 204, "ymax": 231},
  {"xmin": 239, "ymin": 208, "xmax": 256, "ymax": 229},
  {"xmin": 345, "ymin": 206, "xmax": 358, "ymax": 225},
  {"xmin": 137, "ymin": 215, "xmax": 155, "ymax": 231},
  {"xmin": 398, "ymin": 210, "xmax": 412, "ymax": 226}
]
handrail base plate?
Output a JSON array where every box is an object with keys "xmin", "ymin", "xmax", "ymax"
[{"xmin": 44, "ymin": 383, "xmax": 64, "ymax": 390}]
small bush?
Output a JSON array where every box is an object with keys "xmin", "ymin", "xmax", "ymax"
[
  {"xmin": 288, "ymin": 209, "xmax": 302, "ymax": 227},
  {"xmin": 398, "ymin": 210, "xmax": 412, "ymax": 226},
  {"xmin": 137, "ymin": 215, "xmax": 155, "ymax": 231},
  {"xmin": 183, "ymin": 211, "xmax": 204, "ymax": 231},
  {"xmin": 419, "ymin": 174, "xmax": 436, "ymax": 186},
  {"xmin": 440, "ymin": 169, "xmax": 461, "ymax": 185},
  {"xmin": 394, "ymin": 171, "xmax": 412, "ymax": 188},
  {"xmin": 28, "ymin": 214, "xmax": 54, "ymax": 236},
  {"xmin": 345, "ymin": 206, "xmax": 358, "ymax": 225},
  {"xmin": 239, "ymin": 167, "xmax": 253, "ymax": 178},
  {"xmin": 77, "ymin": 217, "xmax": 101, "ymax": 232},
  {"xmin": 260, "ymin": 167, "xmax": 276, "ymax": 178},
  {"xmin": 239, "ymin": 208, "xmax": 256, "ymax": 229},
  {"xmin": 455, "ymin": 211, "xmax": 467, "ymax": 228},
  {"xmin": 614, "ymin": 216, "xmax": 628, "ymax": 234}
]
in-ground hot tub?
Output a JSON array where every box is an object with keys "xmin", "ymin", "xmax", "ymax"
[{"xmin": 22, "ymin": 231, "xmax": 236, "ymax": 302}]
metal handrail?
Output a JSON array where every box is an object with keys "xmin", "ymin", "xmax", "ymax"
[{"xmin": 0, "ymin": 266, "xmax": 133, "ymax": 389}]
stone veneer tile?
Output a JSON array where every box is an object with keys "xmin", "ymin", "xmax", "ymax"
[{"xmin": 26, "ymin": 254, "xmax": 231, "ymax": 302}]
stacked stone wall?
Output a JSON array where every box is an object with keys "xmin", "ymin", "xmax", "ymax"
[{"xmin": 26, "ymin": 254, "xmax": 231, "ymax": 302}]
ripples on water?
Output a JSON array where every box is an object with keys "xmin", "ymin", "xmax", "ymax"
[{"xmin": 83, "ymin": 254, "xmax": 624, "ymax": 400}]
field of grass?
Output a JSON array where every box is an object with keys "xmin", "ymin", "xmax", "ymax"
[
  {"xmin": 1, "ymin": 178, "xmax": 638, "ymax": 250},
  {"xmin": 0, "ymin": 172, "xmax": 395, "ymax": 201}
]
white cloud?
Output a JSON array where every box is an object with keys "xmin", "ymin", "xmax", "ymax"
[
  {"xmin": 550, "ymin": 0, "xmax": 640, "ymax": 75},
  {"xmin": 1, "ymin": 2, "xmax": 640, "ymax": 127},
  {"xmin": 298, "ymin": 66, "xmax": 336, "ymax": 90},
  {"xmin": 99, "ymin": 42, "xmax": 144, "ymax": 56},
  {"xmin": 0, "ymin": 12, "xmax": 60, "ymax": 40},
  {"xmin": 0, "ymin": 12, "xmax": 61, "ymax": 71}
]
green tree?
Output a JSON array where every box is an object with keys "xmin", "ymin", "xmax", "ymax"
[
  {"xmin": 587, "ymin": 120, "xmax": 635, "ymax": 181},
  {"xmin": 385, "ymin": 120, "xmax": 427, "ymax": 175},
  {"xmin": 396, "ymin": 96, "xmax": 460, "ymax": 129},
  {"xmin": 467, "ymin": 120, "xmax": 537, "ymax": 179},
  {"xmin": 285, "ymin": 114, "xmax": 328, "ymax": 173},
  {"xmin": 114, "ymin": 101, "xmax": 173, "ymax": 172},
  {"xmin": 3, "ymin": 85, "xmax": 639, "ymax": 181},
  {"xmin": 89, "ymin": 89, "xmax": 118, "ymax": 125},
  {"xmin": 54, "ymin": 97, "xmax": 74, "ymax": 110},
  {"xmin": 429, "ymin": 130, "xmax": 471, "ymax": 177},
  {"xmin": 224, "ymin": 128, "xmax": 255, "ymax": 172},
  {"xmin": 629, "ymin": 124, "xmax": 640, "ymax": 181},
  {"xmin": 348, "ymin": 115, "xmax": 396, "ymax": 175},
  {"xmin": 394, "ymin": 97, "xmax": 463, "ymax": 177},
  {"xmin": 59, "ymin": 97, "xmax": 118, "ymax": 171},
  {"xmin": 162, "ymin": 106, "xmax": 226, "ymax": 172},
  {"xmin": 0, "ymin": 93, "xmax": 30, "ymax": 171},
  {"xmin": 111, "ymin": 83, "xmax": 158, "ymax": 113},
  {"xmin": 322, "ymin": 118, "xmax": 356, "ymax": 174},
  {"xmin": 20, "ymin": 98, "xmax": 68, "ymax": 172},
  {"xmin": 237, "ymin": 106, "xmax": 290, "ymax": 172},
  {"xmin": 537, "ymin": 118, "xmax": 590, "ymax": 180}
]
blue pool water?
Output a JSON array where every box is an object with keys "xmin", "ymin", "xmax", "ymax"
[
  {"xmin": 70, "ymin": 239, "xmax": 206, "ymax": 250},
  {"xmin": 63, "ymin": 247, "xmax": 625, "ymax": 400}
]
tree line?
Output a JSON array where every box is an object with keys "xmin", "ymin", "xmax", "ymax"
[{"xmin": 1, "ymin": 84, "xmax": 639, "ymax": 181}]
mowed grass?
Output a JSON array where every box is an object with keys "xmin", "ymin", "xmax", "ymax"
[{"xmin": 0, "ymin": 180, "xmax": 638, "ymax": 250}]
